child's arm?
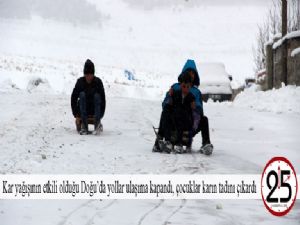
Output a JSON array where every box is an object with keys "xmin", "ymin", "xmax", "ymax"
[{"xmin": 162, "ymin": 87, "xmax": 174, "ymax": 108}]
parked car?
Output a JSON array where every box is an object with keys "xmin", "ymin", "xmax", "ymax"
[{"xmin": 198, "ymin": 63, "xmax": 233, "ymax": 102}]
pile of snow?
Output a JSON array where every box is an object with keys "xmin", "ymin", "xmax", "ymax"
[
  {"xmin": 230, "ymin": 80, "xmax": 243, "ymax": 90},
  {"xmin": 198, "ymin": 63, "xmax": 232, "ymax": 94},
  {"xmin": 233, "ymin": 85, "xmax": 300, "ymax": 114},
  {"xmin": 27, "ymin": 77, "xmax": 51, "ymax": 93},
  {"xmin": 0, "ymin": 79, "xmax": 19, "ymax": 93}
]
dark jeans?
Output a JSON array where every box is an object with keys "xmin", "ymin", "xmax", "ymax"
[
  {"xmin": 158, "ymin": 105, "xmax": 173, "ymax": 142},
  {"xmin": 194, "ymin": 115, "xmax": 211, "ymax": 145},
  {"xmin": 158, "ymin": 106, "xmax": 211, "ymax": 146},
  {"xmin": 79, "ymin": 91, "xmax": 101, "ymax": 128}
]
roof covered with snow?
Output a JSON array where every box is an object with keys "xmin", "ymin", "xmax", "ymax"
[{"xmin": 273, "ymin": 30, "xmax": 300, "ymax": 49}]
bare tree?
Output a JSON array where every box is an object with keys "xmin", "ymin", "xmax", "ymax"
[
  {"xmin": 253, "ymin": 22, "xmax": 270, "ymax": 72},
  {"xmin": 288, "ymin": 0, "xmax": 300, "ymax": 32},
  {"xmin": 253, "ymin": 0, "xmax": 300, "ymax": 74}
]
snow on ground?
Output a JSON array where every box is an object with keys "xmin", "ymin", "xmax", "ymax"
[
  {"xmin": 1, "ymin": 0, "xmax": 300, "ymax": 224},
  {"xmin": 232, "ymin": 85, "xmax": 300, "ymax": 114},
  {"xmin": 2, "ymin": 89, "xmax": 299, "ymax": 175},
  {"xmin": 0, "ymin": 86, "xmax": 299, "ymax": 224}
]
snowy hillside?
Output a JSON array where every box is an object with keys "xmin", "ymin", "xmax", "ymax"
[
  {"xmin": 1, "ymin": 0, "xmax": 272, "ymax": 90},
  {"xmin": 1, "ymin": 0, "xmax": 300, "ymax": 224}
]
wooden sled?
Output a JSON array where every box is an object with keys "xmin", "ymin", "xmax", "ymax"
[
  {"xmin": 153, "ymin": 126, "xmax": 191, "ymax": 147},
  {"xmin": 75, "ymin": 116, "xmax": 95, "ymax": 132}
]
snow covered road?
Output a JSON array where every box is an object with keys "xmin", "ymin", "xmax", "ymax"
[
  {"xmin": 0, "ymin": 91, "xmax": 299, "ymax": 224},
  {"xmin": 2, "ymin": 91, "xmax": 299, "ymax": 175},
  {"xmin": 1, "ymin": 0, "xmax": 299, "ymax": 223}
]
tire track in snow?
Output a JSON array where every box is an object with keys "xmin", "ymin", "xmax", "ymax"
[
  {"xmin": 161, "ymin": 152, "xmax": 179, "ymax": 174},
  {"xmin": 137, "ymin": 199, "xmax": 164, "ymax": 225},
  {"xmin": 58, "ymin": 200, "xmax": 94, "ymax": 225},
  {"xmin": 58, "ymin": 200, "xmax": 116, "ymax": 225},
  {"xmin": 162, "ymin": 199, "xmax": 186, "ymax": 225},
  {"xmin": 84, "ymin": 200, "xmax": 117, "ymax": 225},
  {"xmin": 138, "ymin": 152, "xmax": 202, "ymax": 225}
]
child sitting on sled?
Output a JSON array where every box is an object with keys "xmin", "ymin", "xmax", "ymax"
[
  {"xmin": 153, "ymin": 72, "xmax": 195, "ymax": 153},
  {"xmin": 153, "ymin": 59, "xmax": 213, "ymax": 155}
]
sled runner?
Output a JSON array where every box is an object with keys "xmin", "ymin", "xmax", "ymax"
[
  {"xmin": 152, "ymin": 126, "xmax": 192, "ymax": 153},
  {"xmin": 76, "ymin": 116, "xmax": 94, "ymax": 132},
  {"xmin": 75, "ymin": 116, "xmax": 103, "ymax": 135}
]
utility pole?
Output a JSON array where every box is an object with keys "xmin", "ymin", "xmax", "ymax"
[
  {"xmin": 282, "ymin": 0, "xmax": 287, "ymax": 36},
  {"xmin": 282, "ymin": 0, "xmax": 288, "ymax": 85}
]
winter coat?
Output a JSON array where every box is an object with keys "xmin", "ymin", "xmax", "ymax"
[
  {"xmin": 163, "ymin": 60, "xmax": 203, "ymax": 113},
  {"xmin": 178, "ymin": 59, "xmax": 203, "ymax": 115},
  {"xmin": 71, "ymin": 76, "xmax": 106, "ymax": 118},
  {"xmin": 163, "ymin": 83, "xmax": 203, "ymax": 116},
  {"xmin": 170, "ymin": 89, "xmax": 195, "ymax": 132}
]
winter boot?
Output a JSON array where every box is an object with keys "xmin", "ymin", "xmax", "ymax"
[
  {"xmin": 93, "ymin": 120, "xmax": 103, "ymax": 135},
  {"xmin": 161, "ymin": 140, "xmax": 173, "ymax": 154},
  {"xmin": 174, "ymin": 145, "xmax": 184, "ymax": 154},
  {"xmin": 152, "ymin": 135, "xmax": 163, "ymax": 152},
  {"xmin": 79, "ymin": 121, "xmax": 88, "ymax": 135},
  {"xmin": 185, "ymin": 145, "xmax": 192, "ymax": 153},
  {"xmin": 200, "ymin": 143, "xmax": 213, "ymax": 155},
  {"xmin": 79, "ymin": 126, "xmax": 88, "ymax": 135}
]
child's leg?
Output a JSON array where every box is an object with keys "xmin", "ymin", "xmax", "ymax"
[
  {"xmin": 158, "ymin": 105, "xmax": 173, "ymax": 142},
  {"xmin": 198, "ymin": 115, "xmax": 211, "ymax": 145}
]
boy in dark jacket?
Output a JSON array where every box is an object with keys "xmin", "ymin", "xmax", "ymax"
[
  {"xmin": 155, "ymin": 59, "xmax": 213, "ymax": 154},
  {"xmin": 153, "ymin": 72, "xmax": 195, "ymax": 153},
  {"xmin": 71, "ymin": 59, "xmax": 106, "ymax": 135},
  {"xmin": 177, "ymin": 59, "xmax": 213, "ymax": 154}
]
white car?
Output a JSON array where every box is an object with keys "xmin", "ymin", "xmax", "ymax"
[{"xmin": 198, "ymin": 63, "xmax": 233, "ymax": 102}]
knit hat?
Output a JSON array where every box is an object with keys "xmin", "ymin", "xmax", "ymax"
[{"xmin": 83, "ymin": 59, "xmax": 95, "ymax": 75}]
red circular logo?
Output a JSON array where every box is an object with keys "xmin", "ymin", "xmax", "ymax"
[{"xmin": 261, "ymin": 157, "xmax": 298, "ymax": 216}]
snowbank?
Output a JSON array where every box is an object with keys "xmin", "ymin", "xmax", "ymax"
[
  {"xmin": 0, "ymin": 55, "xmax": 170, "ymax": 100},
  {"xmin": 233, "ymin": 85, "xmax": 300, "ymax": 114}
]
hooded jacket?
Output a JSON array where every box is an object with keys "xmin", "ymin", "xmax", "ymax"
[
  {"xmin": 163, "ymin": 59, "xmax": 203, "ymax": 116},
  {"xmin": 178, "ymin": 59, "xmax": 200, "ymax": 87}
]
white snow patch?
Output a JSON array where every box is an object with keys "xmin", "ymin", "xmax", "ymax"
[
  {"xmin": 233, "ymin": 85, "xmax": 300, "ymax": 114},
  {"xmin": 230, "ymin": 80, "xmax": 243, "ymax": 90},
  {"xmin": 291, "ymin": 47, "xmax": 300, "ymax": 57},
  {"xmin": 273, "ymin": 30, "xmax": 300, "ymax": 49},
  {"xmin": 27, "ymin": 77, "xmax": 51, "ymax": 93}
]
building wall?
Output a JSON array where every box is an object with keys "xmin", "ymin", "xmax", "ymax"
[
  {"xmin": 265, "ymin": 33, "xmax": 300, "ymax": 90},
  {"xmin": 273, "ymin": 44, "xmax": 284, "ymax": 88},
  {"xmin": 287, "ymin": 38, "xmax": 300, "ymax": 85}
]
